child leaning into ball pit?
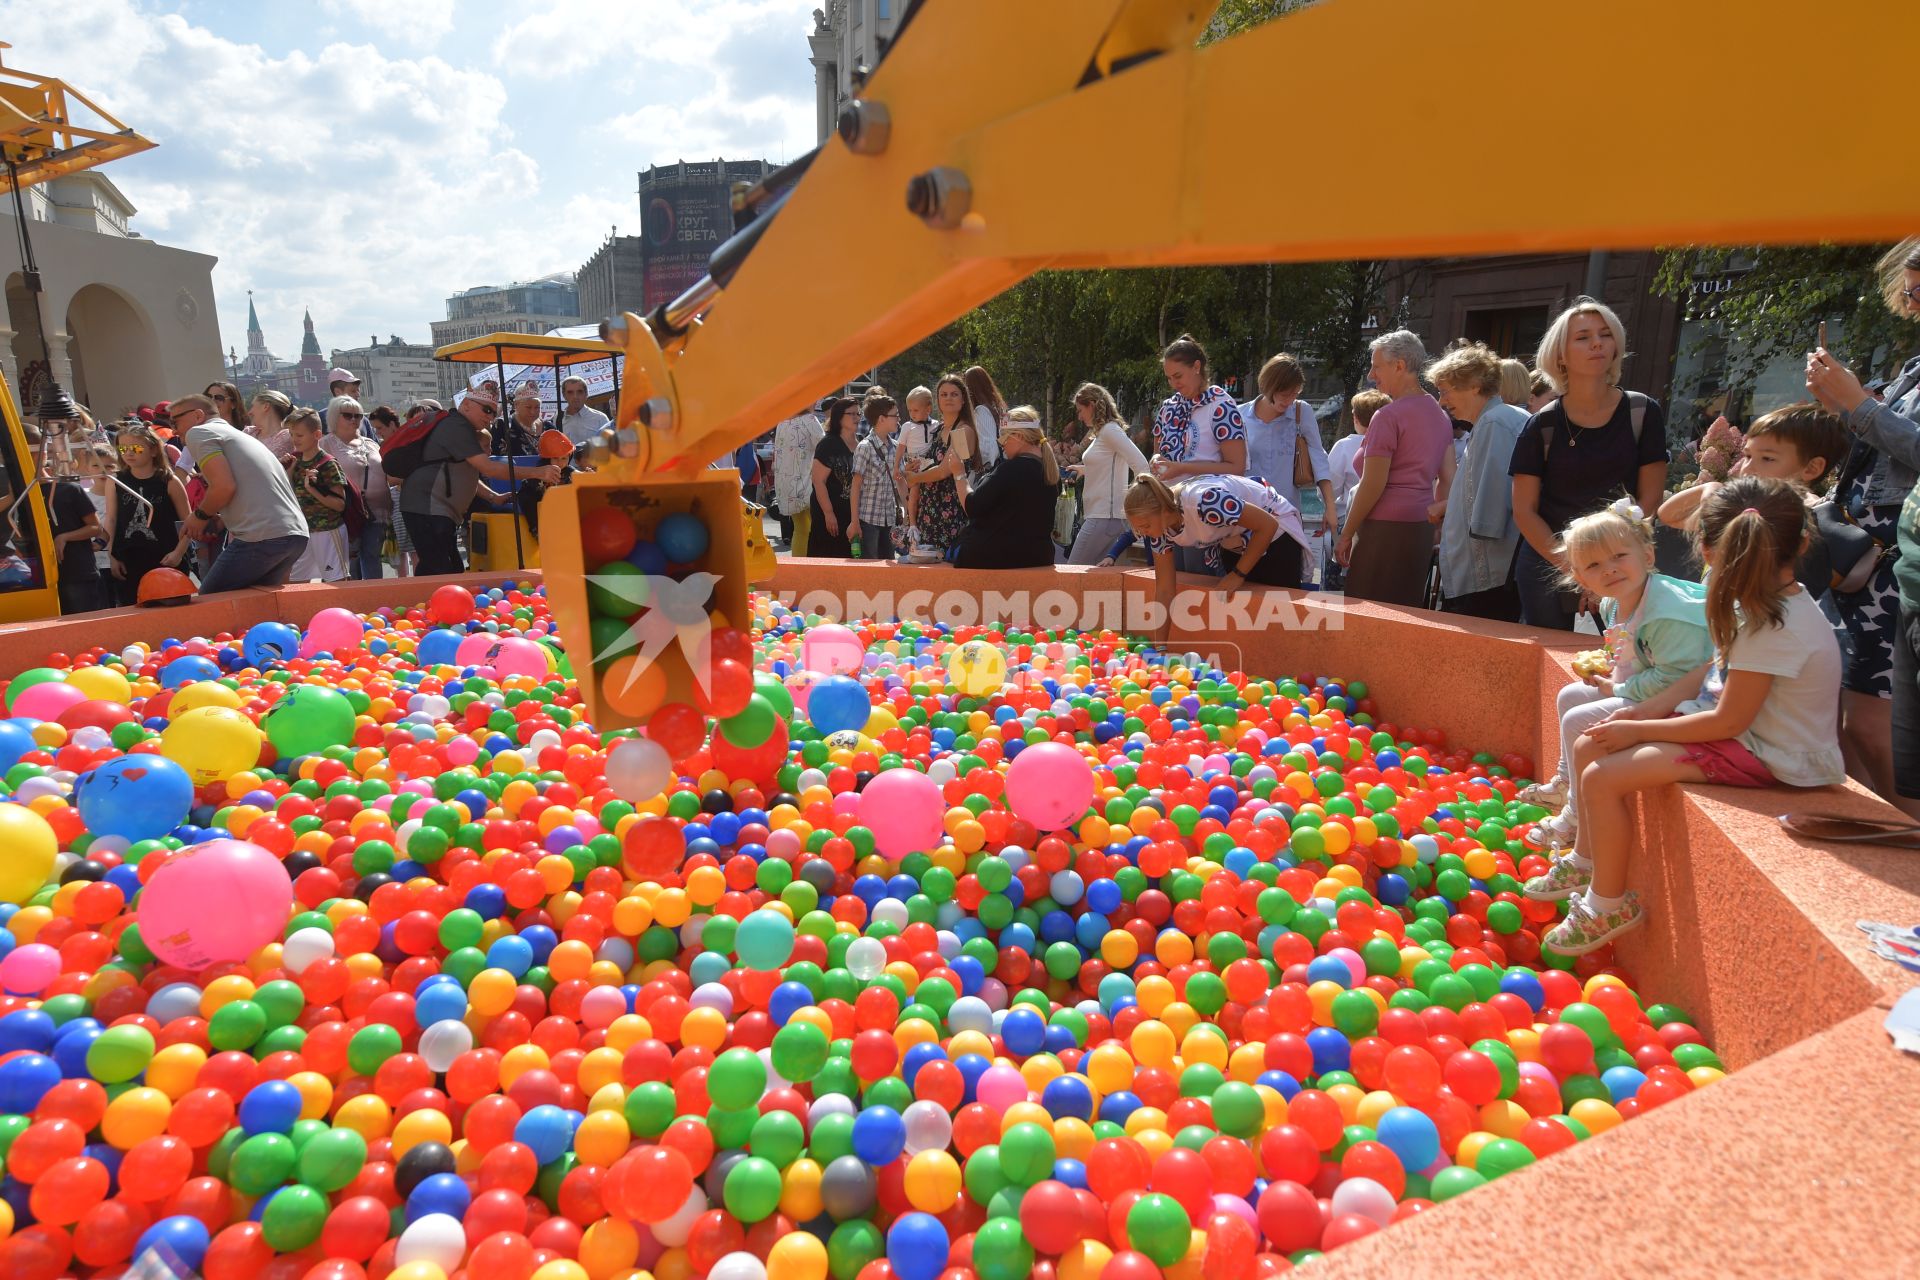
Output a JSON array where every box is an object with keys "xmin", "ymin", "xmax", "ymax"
[
  {"xmin": 1528, "ymin": 476, "xmax": 1846, "ymax": 954},
  {"xmin": 1520, "ymin": 500, "xmax": 1713, "ymax": 852}
]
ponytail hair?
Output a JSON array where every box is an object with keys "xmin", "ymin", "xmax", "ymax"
[
  {"xmin": 1003, "ymin": 406, "xmax": 1058, "ymax": 486},
  {"xmin": 1125, "ymin": 473, "xmax": 1181, "ymax": 523},
  {"xmin": 1162, "ymin": 333, "xmax": 1208, "ymax": 374},
  {"xmin": 1693, "ymin": 476, "xmax": 1807, "ymax": 652}
]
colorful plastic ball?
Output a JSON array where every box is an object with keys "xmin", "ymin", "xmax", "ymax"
[
  {"xmin": 736, "ymin": 910, "xmax": 795, "ymax": 970},
  {"xmin": 886, "ymin": 1213, "xmax": 948, "ymax": 1280},
  {"xmin": 655, "ymin": 512, "xmax": 711, "ymax": 563}
]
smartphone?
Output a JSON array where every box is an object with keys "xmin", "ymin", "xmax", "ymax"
[{"xmin": 1818, "ymin": 321, "xmax": 1828, "ymax": 351}]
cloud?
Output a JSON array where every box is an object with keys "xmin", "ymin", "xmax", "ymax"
[
  {"xmin": 0, "ymin": 0, "xmax": 613, "ymax": 361},
  {"xmin": 0, "ymin": 0, "xmax": 818, "ymax": 366},
  {"xmin": 319, "ymin": 0, "xmax": 455, "ymax": 48}
]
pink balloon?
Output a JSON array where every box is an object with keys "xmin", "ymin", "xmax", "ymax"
[
  {"xmin": 455, "ymin": 633, "xmax": 497, "ymax": 668},
  {"xmin": 801, "ymin": 625, "xmax": 864, "ymax": 676},
  {"xmin": 301, "ymin": 607, "xmax": 365, "ymax": 657},
  {"xmin": 11, "ymin": 680, "xmax": 85, "ymax": 723},
  {"xmin": 855, "ymin": 768, "xmax": 945, "ymax": 861},
  {"xmin": 785, "ymin": 671, "xmax": 819, "ymax": 715},
  {"xmin": 487, "ymin": 636, "xmax": 549, "ymax": 680},
  {"xmin": 1003, "ymin": 742, "xmax": 1095, "ymax": 831},
  {"xmin": 137, "ymin": 839, "xmax": 294, "ymax": 969},
  {"xmin": 0, "ymin": 942, "xmax": 61, "ymax": 994}
]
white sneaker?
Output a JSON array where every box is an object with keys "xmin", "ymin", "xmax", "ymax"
[
  {"xmin": 1524, "ymin": 810, "xmax": 1578, "ymax": 851},
  {"xmin": 1517, "ymin": 774, "xmax": 1568, "ymax": 807}
]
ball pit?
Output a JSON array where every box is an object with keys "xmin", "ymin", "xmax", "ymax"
[{"xmin": 0, "ymin": 581, "xmax": 1729, "ymax": 1280}]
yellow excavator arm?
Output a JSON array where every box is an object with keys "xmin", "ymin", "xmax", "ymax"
[
  {"xmin": 545, "ymin": 0, "xmax": 1920, "ymax": 732},
  {"xmin": 594, "ymin": 0, "xmax": 1920, "ymax": 479}
]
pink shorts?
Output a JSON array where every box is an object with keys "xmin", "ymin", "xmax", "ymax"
[{"xmin": 1679, "ymin": 738, "xmax": 1777, "ymax": 787}]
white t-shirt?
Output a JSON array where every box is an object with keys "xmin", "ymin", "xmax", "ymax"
[
  {"xmin": 1327, "ymin": 433, "xmax": 1365, "ymax": 521},
  {"xmin": 897, "ymin": 418, "xmax": 934, "ymax": 466},
  {"xmin": 972, "ymin": 404, "xmax": 1001, "ymax": 468},
  {"xmin": 1143, "ymin": 473, "xmax": 1310, "ymax": 571},
  {"xmin": 1678, "ymin": 587, "xmax": 1844, "ymax": 786}
]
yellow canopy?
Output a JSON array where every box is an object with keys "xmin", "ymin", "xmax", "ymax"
[{"xmin": 432, "ymin": 332, "xmax": 624, "ymax": 366}]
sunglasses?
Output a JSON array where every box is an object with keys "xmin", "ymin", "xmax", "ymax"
[
  {"xmin": 340, "ymin": 411, "xmax": 364, "ymax": 421},
  {"xmin": 117, "ymin": 442, "xmax": 148, "ymax": 454},
  {"xmin": 210, "ymin": 392, "xmax": 232, "ymax": 403}
]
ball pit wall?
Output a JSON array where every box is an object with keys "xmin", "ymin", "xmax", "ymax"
[{"xmin": 2, "ymin": 565, "xmax": 1917, "ymax": 1278}]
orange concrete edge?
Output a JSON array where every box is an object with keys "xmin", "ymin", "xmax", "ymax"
[{"xmin": 0, "ymin": 562, "xmax": 1915, "ymax": 1277}]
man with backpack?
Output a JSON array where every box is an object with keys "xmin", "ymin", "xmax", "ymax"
[
  {"xmin": 170, "ymin": 393, "xmax": 310, "ymax": 593},
  {"xmin": 386, "ymin": 386, "xmax": 560, "ymax": 577}
]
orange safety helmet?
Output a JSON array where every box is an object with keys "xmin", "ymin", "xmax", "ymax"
[{"xmin": 136, "ymin": 567, "xmax": 196, "ymax": 607}]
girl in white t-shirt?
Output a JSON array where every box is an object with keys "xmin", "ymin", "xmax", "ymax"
[{"xmin": 1533, "ymin": 477, "xmax": 1844, "ymax": 956}]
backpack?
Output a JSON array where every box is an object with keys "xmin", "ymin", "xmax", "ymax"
[
  {"xmin": 1538, "ymin": 392, "xmax": 1649, "ymax": 461},
  {"xmin": 381, "ymin": 411, "xmax": 455, "ymax": 496},
  {"xmin": 338, "ymin": 467, "xmax": 368, "ymax": 541}
]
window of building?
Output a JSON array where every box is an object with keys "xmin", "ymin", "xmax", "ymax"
[{"xmin": 1462, "ymin": 305, "xmax": 1551, "ymax": 360}]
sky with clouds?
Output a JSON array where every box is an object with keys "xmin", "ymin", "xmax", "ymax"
[{"xmin": 0, "ymin": 0, "xmax": 821, "ymax": 363}]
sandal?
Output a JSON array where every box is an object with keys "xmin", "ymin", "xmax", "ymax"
[{"xmin": 1778, "ymin": 812, "xmax": 1920, "ymax": 848}]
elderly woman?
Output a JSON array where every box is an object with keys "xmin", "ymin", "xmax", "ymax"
[
  {"xmin": 1508, "ymin": 298, "xmax": 1668, "ymax": 630},
  {"xmin": 1806, "ymin": 237, "xmax": 1920, "ymax": 817},
  {"xmin": 1426, "ymin": 342, "xmax": 1527, "ymax": 621},
  {"xmin": 321, "ymin": 395, "xmax": 389, "ymax": 580},
  {"xmin": 1334, "ymin": 329, "xmax": 1454, "ymax": 606}
]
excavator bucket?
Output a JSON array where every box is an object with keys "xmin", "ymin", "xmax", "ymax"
[{"xmin": 541, "ymin": 472, "xmax": 752, "ymax": 734}]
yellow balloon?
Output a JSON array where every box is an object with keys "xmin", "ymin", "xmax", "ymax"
[
  {"xmin": 946, "ymin": 640, "xmax": 1007, "ymax": 696},
  {"xmin": 0, "ymin": 805, "xmax": 56, "ymax": 904},
  {"xmin": 170, "ymin": 681, "xmax": 244, "ymax": 713},
  {"xmin": 66, "ymin": 665, "xmax": 131, "ymax": 703},
  {"xmin": 160, "ymin": 706, "xmax": 263, "ymax": 787}
]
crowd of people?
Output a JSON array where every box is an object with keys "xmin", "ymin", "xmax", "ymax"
[
  {"xmin": 758, "ymin": 241, "xmax": 1920, "ymax": 843},
  {"xmin": 10, "ymin": 244, "xmax": 1920, "ymax": 852},
  {"xmin": 2, "ymin": 366, "xmax": 585, "ymax": 604}
]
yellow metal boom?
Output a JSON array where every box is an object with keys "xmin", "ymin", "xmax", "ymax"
[{"xmin": 596, "ymin": 0, "xmax": 1920, "ymax": 479}]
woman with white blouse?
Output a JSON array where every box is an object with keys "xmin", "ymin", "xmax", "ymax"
[{"xmin": 1064, "ymin": 382, "xmax": 1149, "ymax": 565}]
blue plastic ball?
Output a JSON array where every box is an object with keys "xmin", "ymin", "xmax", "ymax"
[{"xmin": 654, "ymin": 512, "xmax": 710, "ymax": 564}]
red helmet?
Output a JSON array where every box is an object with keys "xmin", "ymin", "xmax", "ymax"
[{"xmin": 136, "ymin": 567, "xmax": 196, "ymax": 607}]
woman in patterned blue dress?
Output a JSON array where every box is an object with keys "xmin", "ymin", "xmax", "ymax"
[
  {"xmin": 1123, "ymin": 473, "xmax": 1312, "ymax": 644},
  {"xmin": 1150, "ymin": 335, "xmax": 1248, "ymax": 576}
]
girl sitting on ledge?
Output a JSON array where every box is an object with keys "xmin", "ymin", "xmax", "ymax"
[{"xmin": 1527, "ymin": 476, "xmax": 1845, "ymax": 955}]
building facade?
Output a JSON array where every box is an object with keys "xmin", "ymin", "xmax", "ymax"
[
  {"xmin": 233, "ymin": 304, "xmax": 330, "ymax": 407},
  {"xmin": 577, "ymin": 233, "xmax": 646, "ymax": 328},
  {"xmin": 636, "ymin": 160, "xmax": 771, "ymax": 312},
  {"xmin": 428, "ymin": 274, "xmax": 581, "ymax": 402},
  {"xmin": 808, "ymin": 1, "xmax": 905, "ymax": 144},
  {"xmin": 328, "ymin": 336, "xmax": 440, "ymax": 412},
  {"xmin": 0, "ymin": 170, "xmax": 222, "ymax": 420}
]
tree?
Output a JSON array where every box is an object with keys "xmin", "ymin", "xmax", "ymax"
[{"xmin": 1655, "ymin": 244, "xmax": 1920, "ymax": 391}]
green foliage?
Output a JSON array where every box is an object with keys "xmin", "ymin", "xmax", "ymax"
[{"xmin": 1654, "ymin": 244, "xmax": 1920, "ymax": 384}]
